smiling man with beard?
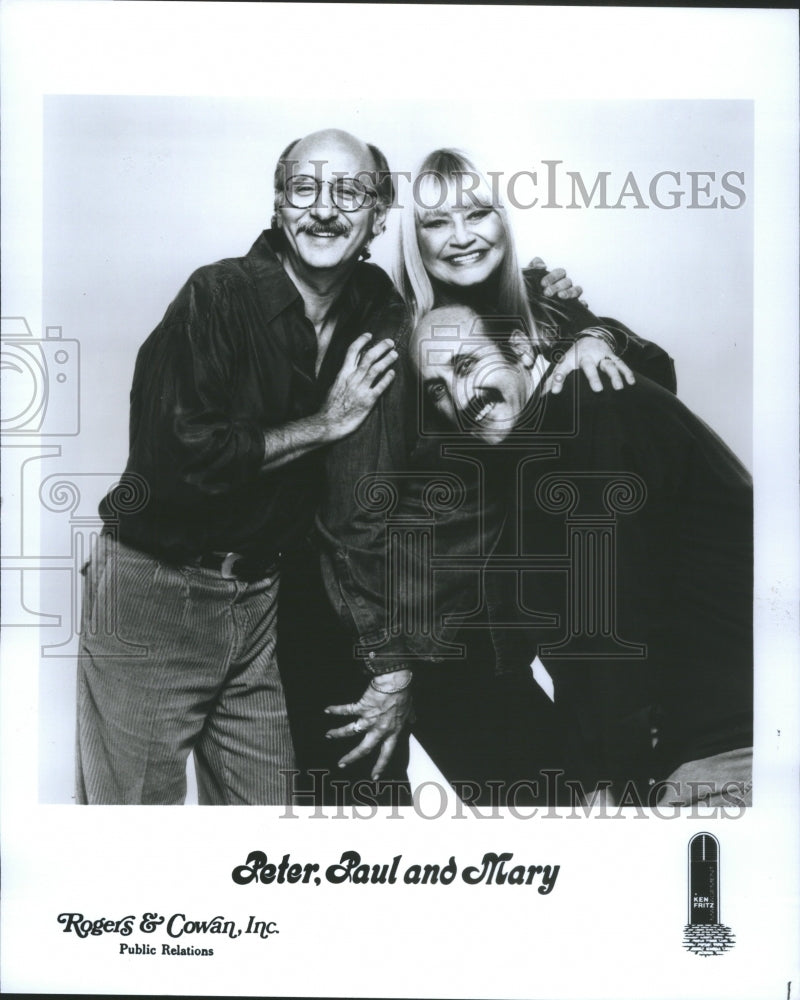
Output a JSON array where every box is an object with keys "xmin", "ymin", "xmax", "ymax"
[{"xmin": 76, "ymin": 129, "xmax": 410, "ymax": 805}]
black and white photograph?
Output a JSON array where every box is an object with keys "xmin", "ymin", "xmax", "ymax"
[{"xmin": 1, "ymin": 4, "xmax": 798, "ymax": 999}]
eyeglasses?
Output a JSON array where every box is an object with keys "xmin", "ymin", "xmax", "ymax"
[{"xmin": 283, "ymin": 176, "xmax": 378, "ymax": 212}]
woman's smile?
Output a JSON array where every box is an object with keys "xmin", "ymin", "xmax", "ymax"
[
  {"xmin": 417, "ymin": 200, "xmax": 508, "ymax": 288},
  {"xmin": 446, "ymin": 249, "xmax": 488, "ymax": 266}
]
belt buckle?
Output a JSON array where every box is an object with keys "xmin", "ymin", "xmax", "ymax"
[{"xmin": 220, "ymin": 551, "xmax": 242, "ymax": 580}]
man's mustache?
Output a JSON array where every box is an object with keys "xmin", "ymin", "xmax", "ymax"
[{"xmin": 298, "ymin": 221, "xmax": 351, "ymax": 238}]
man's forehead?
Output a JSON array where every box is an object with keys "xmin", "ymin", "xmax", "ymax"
[
  {"xmin": 416, "ymin": 312, "xmax": 485, "ymax": 343},
  {"xmin": 419, "ymin": 341, "xmax": 460, "ymax": 372},
  {"xmin": 415, "ymin": 327, "xmax": 490, "ymax": 370},
  {"xmin": 287, "ymin": 135, "xmax": 374, "ymax": 177}
]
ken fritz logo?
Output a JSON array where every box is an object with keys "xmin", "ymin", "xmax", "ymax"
[{"xmin": 683, "ymin": 832, "xmax": 735, "ymax": 956}]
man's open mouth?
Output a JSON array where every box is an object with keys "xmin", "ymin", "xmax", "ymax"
[{"xmin": 464, "ymin": 386, "xmax": 502, "ymax": 424}]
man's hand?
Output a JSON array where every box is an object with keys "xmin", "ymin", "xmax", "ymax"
[
  {"xmin": 544, "ymin": 332, "xmax": 635, "ymax": 395},
  {"xmin": 529, "ymin": 257, "xmax": 586, "ymax": 305},
  {"xmin": 324, "ymin": 669, "xmax": 412, "ymax": 779},
  {"xmin": 260, "ymin": 332, "xmax": 397, "ymax": 471},
  {"xmin": 321, "ymin": 332, "xmax": 397, "ymax": 440}
]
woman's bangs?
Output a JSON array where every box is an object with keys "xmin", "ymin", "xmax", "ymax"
[
  {"xmin": 413, "ymin": 172, "xmax": 449, "ymax": 217},
  {"xmin": 458, "ymin": 173, "xmax": 496, "ymax": 210},
  {"xmin": 414, "ymin": 172, "xmax": 498, "ymax": 219}
]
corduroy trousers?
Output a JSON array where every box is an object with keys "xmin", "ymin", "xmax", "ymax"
[{"xmin": 76, "ymin": 535, "xmax": 295, "ymax": 805}]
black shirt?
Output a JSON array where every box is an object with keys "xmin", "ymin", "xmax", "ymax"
[
  {"xmin": 492, "ymin": 371, "xmax": 753, "ymax": 793},
  {"xmin": 101, "ymin": 229, "xmax": 401, "ymax": 563}
]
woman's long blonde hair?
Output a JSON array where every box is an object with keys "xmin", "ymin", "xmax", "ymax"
[{"xmin": 395, "ymin": 148, "xmax": 544, "ymax": 345}]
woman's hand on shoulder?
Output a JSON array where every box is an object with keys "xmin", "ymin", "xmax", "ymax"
[
  {"xmin": 544, "ymin": 331, "xmax": 636, "ymax": 395},
  {"xmin": 527, "ymin": 257, "xmax": 587, "ymax": 306}
]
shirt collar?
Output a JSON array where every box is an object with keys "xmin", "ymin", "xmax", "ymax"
[
  {"xmin": 246, "ymin": 227, "xmax": 395, "ymax": 328},
  {"xmin": 243, "ymin": 229, "xmax": 303, "ymax": 321}
]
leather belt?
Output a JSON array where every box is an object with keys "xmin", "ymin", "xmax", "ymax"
[
  {"xmin": 103, "ymin": 530, "xmax": 276, "ymax": 583},
  {"xmin": 187, "ymin": 552, "xmax": 274, "ymax": 583},
  {"xmin": 190, "ymin": 551, "xmax": 275, "ymax": 583}
]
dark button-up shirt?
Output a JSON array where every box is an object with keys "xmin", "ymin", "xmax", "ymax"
[
  {"xmin": 519, "ymin": 373, "xmax": 752, "ymax": 794},
  {"xmin": 101, "ymin": 229, "xmax": 402, "ymax": 564},
  {"xmin": 415, "ymin": 370, "xmax": 752, "ymax": 794}
]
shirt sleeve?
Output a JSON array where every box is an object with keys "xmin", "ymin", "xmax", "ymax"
[
  {"xmin": 522, "ymin": 266, "xmax": 678, "ymax": 393},
  {"xmin": 315, "ymin": 308, "xmax": 419, "ymax": 675},
  {"xmin": 595, "ymin": 317, "xmax": 678, "ymax": 394},
  {"xmin": 130, "ymin": 272, "xmax": 269, "ymax": 498}
]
